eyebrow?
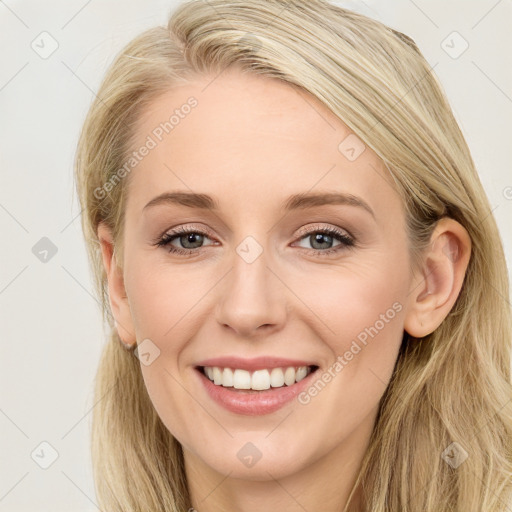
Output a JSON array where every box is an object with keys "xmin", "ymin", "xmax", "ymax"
[{"xmin": 143, "ymin": 191, "xmax": 375, "ymax": 218}]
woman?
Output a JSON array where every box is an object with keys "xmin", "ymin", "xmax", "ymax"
[{"xmin": 74, "ymin": 0, "xmax": 512, "ymax": 510}]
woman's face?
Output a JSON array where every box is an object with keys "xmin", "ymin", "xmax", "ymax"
[{"xmin": 115, "ymin": 68, "xmax": 417, "ymax": 480}]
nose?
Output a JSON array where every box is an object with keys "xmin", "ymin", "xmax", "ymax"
[{"xmin": 215, "ymin": 247, "xmax": 288, "ymax": 339}]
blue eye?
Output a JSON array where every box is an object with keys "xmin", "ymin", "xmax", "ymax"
[
  {"xmin": 154, "ymin": 226, "xmax": 216, "ymax": 256},
  {"xmin": 293, "ymin": 226, "xmax": 354, "ymax": 255},
  {"xmin": 153, "ymin": 224, "xmax": 355, "ymax": 257}
]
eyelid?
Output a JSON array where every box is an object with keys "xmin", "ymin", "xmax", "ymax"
[
  {"xmin": 153, "ymin": 223, "xmax": 217, "ymax": 243},
  {"xmin": 294, "ymin": 222, "xmax": 353, "ymax": 240}
]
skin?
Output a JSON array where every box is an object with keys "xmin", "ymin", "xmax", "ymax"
[{"xmin": 97, "ymin": 68, "xmax": 471, "ymax": 512}]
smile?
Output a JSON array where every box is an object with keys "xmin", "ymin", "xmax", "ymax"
[
  {"xmin": 194, "ymin": 358, "xmax": 320, "ymax": 415},
  {"xmin": 201, "ymin": 365, "xmax": 316, "ymax": 390}
]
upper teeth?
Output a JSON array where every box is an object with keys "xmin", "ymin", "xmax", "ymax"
[{"xmin": 203, "ymin": 366, "xmax": 312, "ymax": 390}]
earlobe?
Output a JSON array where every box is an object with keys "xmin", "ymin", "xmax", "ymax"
[
  {"xmin": 97, "ymin": 222, "xmax": 136, "ymax": 347},
  {"xmin": 404, "ymin": 217, "xmax": 472, "ymax": 338}
]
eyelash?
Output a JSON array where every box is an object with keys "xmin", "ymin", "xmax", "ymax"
[{"xmin": 153, "ymin": 224, "xmax": 355, "ymax": 258}]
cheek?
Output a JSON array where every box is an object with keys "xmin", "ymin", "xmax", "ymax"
[
  {"xmin": 124, "ymin": 256, "xmax": 210, "ymax": 342},
  {"xmin": 292, "ymin": 256, "xmax": 407, "ymax": 341},
  {"xmin": 124, "ymin": 258, "xmax": 215, "ymax": 434},
  {"xmin": 124, "ymin": 259, "xmax": 210, "ymax": 441},
  {"xmin": 288, "ymin": 254, "xmax": 409, "ymax": 392},
  {"xmin": 138, "ymin": 357, "xmax": 201, "ymax": 449},
  {"xmin": 290, "ymin": 262, "xmax": 407, "ymax": 441}
]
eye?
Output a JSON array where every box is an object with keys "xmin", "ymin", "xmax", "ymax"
[
  {"xmin": 152, "ymin": 224, "xmax": 355, "ymax": 257},
  {"xmin": 292, "ymin": 224, "xmax": 355, "ymax": 256},
  {"xmin": 153, "ymin": 226, "xmax": 217, "ymax": 256}
]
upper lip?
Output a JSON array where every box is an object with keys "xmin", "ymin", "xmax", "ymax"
[{"xmin": 195, "ymin": 356, "xmax": 318, "ymax": 372}]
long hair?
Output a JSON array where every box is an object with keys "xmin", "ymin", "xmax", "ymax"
[{"xmin": 74, "ymin": 1, "xmax": 512, "ymax": 510}]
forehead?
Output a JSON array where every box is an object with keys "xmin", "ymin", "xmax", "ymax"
[{"xmin": 125, "ymin": 69, "xmax": 396, "ymax": 216}]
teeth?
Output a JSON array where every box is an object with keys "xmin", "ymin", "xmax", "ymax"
[
  {"xmin": 233, "ymin": 369, "xmax": 251, "ymax": 389},
  {"xmin": 270, "ymin": 367, "xmax": 285, "ymax": 387},
  {"xmin": 296, "ymin": 366, "xmax": 308, "ymax": 381},
  {"xmin": 284, "ymin": 367, "xmax": 296, "ymax": 386},
  {"xmin": 213, "ymin": 367, "xmax": 222, "ymax": 385},
  {"xmin": 251, "ymin": 369, "xmax": 271, "ymax": 390},
  {"xmin": 202, "ymin": 365, "xmax": 313, "ymax": 390},
  {"xmin": 222, "ymin": 368, "xmax": 234, "ymax": 387}
]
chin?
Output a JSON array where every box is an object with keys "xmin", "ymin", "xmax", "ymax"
[{"xmin": 195, "ymin": 439, "xmax": 313, "ymax": 481}]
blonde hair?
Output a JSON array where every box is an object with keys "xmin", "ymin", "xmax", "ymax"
[{"xmin": 74, "ymin": 1, "xmax": 512, "ymax": 510}]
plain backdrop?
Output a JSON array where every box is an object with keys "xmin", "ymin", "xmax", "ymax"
[{"xmin": 1, "ymin": 0, "xmax": 511, "ymax": 510}]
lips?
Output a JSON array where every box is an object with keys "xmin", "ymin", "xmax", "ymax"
[{"xmin": 193, "ymin": 356, "xmax": 320, "ymax": 415}]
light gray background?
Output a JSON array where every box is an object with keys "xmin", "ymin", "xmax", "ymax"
[{"xmin": 1, "ymin": 1, "xmax": 511, "ymax": 510}]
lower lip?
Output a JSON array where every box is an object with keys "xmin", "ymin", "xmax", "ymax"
[{"xmin": 195, "ymin": 367, "xmax": 318, "ymax": 416}]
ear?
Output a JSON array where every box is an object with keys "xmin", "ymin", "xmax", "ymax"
[
  {"xmin": 404, "ymin": 217, "xmax": 472, "ymax": 338},
  {"xmin": 97, "ymin": 221, "xmax": 136, "ymax": 347}
]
